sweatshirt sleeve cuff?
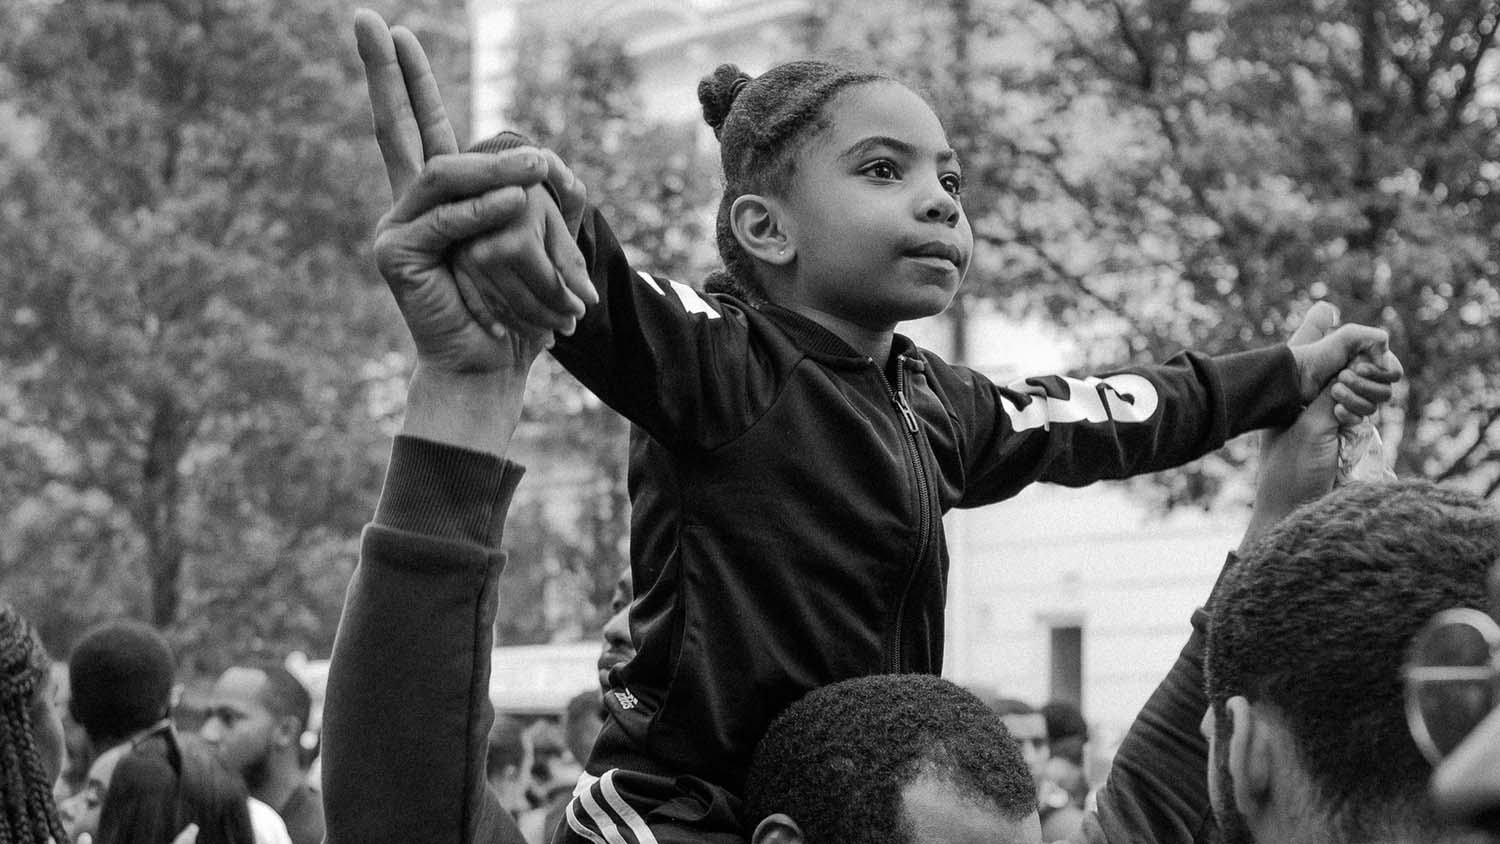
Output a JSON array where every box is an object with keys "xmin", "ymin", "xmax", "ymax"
[
  {"xmin": 373, "ymin": 435, "xmax": 524, "ymax": 547},
  {"xmin": 1216, "ymin": 344, "xmax": 1303, "ymax": 435}
]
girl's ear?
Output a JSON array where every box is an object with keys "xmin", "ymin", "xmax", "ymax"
[{"xmin": 730, "ymin": 193, "xmax": 795, "ymax": 266}]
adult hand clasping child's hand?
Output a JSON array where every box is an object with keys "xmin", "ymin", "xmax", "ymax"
[
  {"xmin": 1285, "ymin": 304, "xmax": 1402, "ymax": 423},
  {"xmin": 354, "ymin": 9, "xmax": 593, "ymax": 372}
]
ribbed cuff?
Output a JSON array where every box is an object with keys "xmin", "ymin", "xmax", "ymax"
[{"xmin": 373, "ymin": 435, "xmax": 524, "ymax": 547}]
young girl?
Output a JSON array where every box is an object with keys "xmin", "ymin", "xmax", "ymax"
[{"xmin": 466, "ymin": 62, "xmax": 1396, "ymax": 843}]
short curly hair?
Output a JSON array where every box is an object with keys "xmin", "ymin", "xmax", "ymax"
[
  {"xmin": 1205, "ymin": 479, "xmax": 1500, "ymax": 840},
  {"xmin": 744, "ymin": 673, "xmax": 1036, "ymax": 842},
  {"xmin": 68, "ymin": 618, "xmax": 175, "ymax": 748}
]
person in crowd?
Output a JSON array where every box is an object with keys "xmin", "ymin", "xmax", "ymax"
[
  {"xmin": 746, "ymin": 674, "xmax": 1039, "ymax": 843},
  {"xmin": 1038, "ymin": 701, "xmax": 1090, "ymax": 838},
  {"xmin": 67, "ymin": 619, "xmax": 176, "ymax": 768},
  {"xmin": 1200, "ymin": 477, "xmax": 1497, "ymax": 844},
  {"xmin": 986, "ymin": 698, "xmax": 1050, "ymax": 787},
  {"xmin": 198, "ymin": 666, "xmax": 324, "ymax": 844},
  {"xmin": 0, "ymin": 601, "xmax": 67, "ymax": 844},
  {"xmin": 485, "ymin": 714, "xmax": 533, "ymax": 823},
  {"xmin": 559, "ymin": 691, "xmax": 605, "ymax": 785},
  {"xmin": 486, "ymin": 713, "xmax": 534, "ymax": 827},
  {"xmin": 517, "ymin": 723, "xmax": 573, "ymax": 842},
  {"xmin": 526, "ymin": 691, "xmax": 609, "ymax": 844},
  {"xmin": 984, "ymin": 696, "xmax": 1084, "ymax": 837},
  {"xmin": 67, "ymin": 620, "xmax": 263, "ymax": 844},
  {"xmin": 50, "ymin": 665, "xmax": 91, "ymax": 805},
  {"xmin": 355, "ymin": 14, "xmax": 1400, "ymax": 843},
  {"xmin": 58, "ymin": 740, "xmax": 129, "ymax": 842},
  {"xmin": 1039, "ymin": 757, "xmax": 1090, "ymax": 836},
  {"xmin": 1041, "ymin": 701, "xmax": 1088, "ymax": 770},
  {"xmin": 93, "ymin": 732, "xmax": 253, "ymax": 844},
  {"xmin": 596, "ymin": 568, "xmax": 635, "ymax": 694}
]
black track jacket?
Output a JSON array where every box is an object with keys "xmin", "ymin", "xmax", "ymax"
[{"xmin": 551, "ymin": 209, "xmax": 1304, "ymax": 797}]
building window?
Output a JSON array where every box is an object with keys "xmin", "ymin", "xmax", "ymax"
[{"xmin": 1049, "ymin": 624, "xmax": 1083, "ymax": 707}]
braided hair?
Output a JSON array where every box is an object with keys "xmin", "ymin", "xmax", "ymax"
[
  {"xmin": 0, "ymin": 604, "xmax": 65, "ymax": 844},
  {"xmin": 696, "ymin": 60, "xmax": 892, "ymax": 300}
]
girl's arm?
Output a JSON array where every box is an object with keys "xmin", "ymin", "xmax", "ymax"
[
  {"xmin": 951, "ymin": 304, "xmax": 1395, "ymax": 506},
  {"xmin": 457, "ymin": 134, "xmax": 776, "ymax": 452},
  {"xmin": 549, "ymin": 207, "xmax": 768, "ymax": 449},
  {"xmin": 946, "ymin": 345, "xmax": 1304, "ymax": 506}
]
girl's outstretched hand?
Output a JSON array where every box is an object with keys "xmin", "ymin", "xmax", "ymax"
[{"xmin": 1285, "ymin": 304, "xmax": 1403, "ymax": 418}]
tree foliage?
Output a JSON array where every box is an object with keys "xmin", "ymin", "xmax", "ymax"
[
  {"xmin": 0, "ymin": 0, "xmax": 469, "ymax": 669},
  {"xmin": 6, "ymin": 0, "xmax": 1497, "ymax": 668}
]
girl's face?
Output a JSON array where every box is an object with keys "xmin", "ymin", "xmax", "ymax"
[
  {"xmin": 59, "ymin": 741, "xmax": 129, "ymax": 842},
  {"xmin": 773, "ymin": 80, "xmax": 972, "ymax": 331}
]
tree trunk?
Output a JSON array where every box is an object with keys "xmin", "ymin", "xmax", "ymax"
[{"xmin": 141, "ymin": 391, "xmax": 193, "ymax": 628}]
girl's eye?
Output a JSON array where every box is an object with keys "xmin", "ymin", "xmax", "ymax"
[
  {"xmin": 863, "ymin": 161, "xmax": 898, "ymax": 180},
  {"xmin": 941, "ymin": 173, "xmax": 964, "ymax": 197}
]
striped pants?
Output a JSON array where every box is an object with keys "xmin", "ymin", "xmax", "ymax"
[{"xmin": 550, "ymin": 768, "xmax": 745, "ymax": 844}]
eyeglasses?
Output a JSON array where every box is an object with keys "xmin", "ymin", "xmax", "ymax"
[{"xmin": 1404, "ymin": 607, "xmax": 1500, "ymax": 765}]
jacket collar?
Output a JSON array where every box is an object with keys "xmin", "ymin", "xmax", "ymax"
[{"xmin": 757, "ymin": 301, "xmax": 922, "ymax": 366}]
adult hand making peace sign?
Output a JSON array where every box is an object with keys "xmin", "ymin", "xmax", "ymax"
[
  {"xmin": 354, "ymin": 8, "xmax": 596, "ymax": 376},
  {"xmin": 354, "ymin": 8, "xmax": 597, "ymax": 454}
]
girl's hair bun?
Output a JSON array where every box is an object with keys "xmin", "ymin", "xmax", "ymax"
[{"xmin": 698, "ymin": 64, "xmax": 753, "ymax": 137}]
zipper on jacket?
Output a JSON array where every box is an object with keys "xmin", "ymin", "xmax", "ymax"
[{"xmin": 883, "ymin": 355, "xmax": 935, "ymax": 673}]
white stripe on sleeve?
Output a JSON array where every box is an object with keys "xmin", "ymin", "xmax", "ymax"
[{"xmin": 599, "ymin": 769, "xmax": 661, "ymax": 844}]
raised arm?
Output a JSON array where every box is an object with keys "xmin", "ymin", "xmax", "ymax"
[
  {"xmin": 322, "ymin": 12, "xmax": 554, "ymax": 844},
  {"xmin": 1071, "ymin": 303, "xmax": 1381, "ymax": 844}
]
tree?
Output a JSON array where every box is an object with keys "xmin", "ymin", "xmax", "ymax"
[
  {"xmin": 0, "ymin": 0, "xmax": 469, "ymax": 668},
  {"xmin": 811, "ymin": 0, "xmax": 1500, "ymax": 504}
]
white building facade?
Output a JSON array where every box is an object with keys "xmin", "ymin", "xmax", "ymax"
[{"xmin": 466, "ymin": 0, "xmax": 1242, "ymax": 750}]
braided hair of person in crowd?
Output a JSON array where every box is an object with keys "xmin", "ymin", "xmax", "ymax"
[
  {"xmin": 695, "ymin": 60, "xmax": 892, "ymax": 300},
  {"xmin": 0, "ymin": 603, "xmax": 66, "ymax": 844}
]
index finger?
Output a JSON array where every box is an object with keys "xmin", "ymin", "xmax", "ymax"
[
  {"xmin": 392, "ymin": 25, "xmax": 459, "ymax": 160},
  {"xmin": 355, "ymin": 9, "xmax": 422, "ymax": 199}
]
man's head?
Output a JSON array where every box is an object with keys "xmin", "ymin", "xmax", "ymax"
[
  {"xmin": 1204, "ymin": 479, "xmax": 1500, "ymax": 843},
  {"xmin": 486, "ymin": 712, "xmax": 531, "ymax": 815},
  {"xmin": 562, "ymin": 688, "xmax": 606, "ymax": 767},
  {"xmin": 68, "ymin": 618, "xmax": 175, "ymax": 749},
  {"xmin": 198, "ymin": 665, "xmax": 310, "ymax": 792},
  {"xmin": 745, "ymin": 673, "xmax": 1040, "ymax": 844},
  {"xmin": 597, "ymin": 567, "xmax": 635, "ymax": 692},
  {"xmin": 1041, "ymin": 700, "xmax": 1087, "ymax": 768},
  {"xmin": 985, "ymin": 698, "xmax": 1049, "ymax": 785}
]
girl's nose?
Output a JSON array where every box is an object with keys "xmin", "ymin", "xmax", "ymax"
[{"xmin": 918, "ymin": 185, "xmax": 960, "ymax": 226}]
